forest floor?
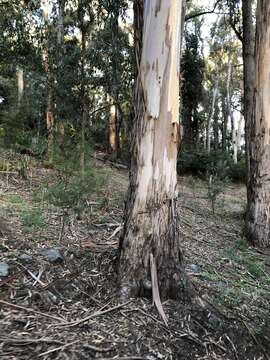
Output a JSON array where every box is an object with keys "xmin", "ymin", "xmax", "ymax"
[{"xmin": 0, "ymin": 150, "xmax": 270, "ymax": 360}]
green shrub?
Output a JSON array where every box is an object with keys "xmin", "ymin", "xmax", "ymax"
[
  {"xmin": 20, "ymin": 208, "xmax": 44, "ymax": 228},
  {"xmin": 178, "ymin": 147, "xmax": 246, "ymax": 183},
  {"xmin": 36, "ymin": 141, "xmax": 105, "ymax": 215}
]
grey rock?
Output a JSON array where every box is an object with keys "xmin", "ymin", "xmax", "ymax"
[
  {"xmin": 38, "ymin": 248, "xmax": 64, "ymax": 263},
  {"xmin": 208, "ymin": 312, "xmax": 222, "ymax": 329},
  {"xmin": 189, "ymin": 264, "xmax": 201, "ymax": 274},
  {"xmin": 18, "ymin": 254, "xmax": 33, "ymax": 263},
  {"xmin": 0, "ymin": 262, "xmax": 10, "ymax": 277}
]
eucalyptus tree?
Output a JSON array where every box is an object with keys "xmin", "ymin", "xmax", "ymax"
[
  {"xmin": 118, "ymin": 0, "xmax": 189, "ymax": 301},
  {"xmin": 247, "ymin": 0, "xmax": 270, "ymax": 247}
]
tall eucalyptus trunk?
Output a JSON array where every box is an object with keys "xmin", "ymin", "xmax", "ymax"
[
  {"xmin": 246, "ymin": 0, "xmax": 270, "ymax": 247},
  {"xmin": 243, "ymin": 0, "xmax": 255, "ymax": 201},
  {"xmin": 118, "ymin": 0, "xmax": 188, "ymax": 300}
]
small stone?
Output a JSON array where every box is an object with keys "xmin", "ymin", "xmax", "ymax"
[
  {"xmin": 189, "ymin": 264, "xmax": 201, "ymax": 274},
  {"xmin": 38, "ymin": 248, "xmax": 64, "ymax": 263},
  {"xmin": 0, "ymin": 262, "xmax": 10, "ymax": 277},
  {"xmin": 18, "ymin": 254, "xmax": 33, "ymax": 263},
  {"xmin": 208, "ymin": 312, "xmax": 222, "ymax": 329}
]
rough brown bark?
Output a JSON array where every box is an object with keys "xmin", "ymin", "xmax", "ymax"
[
  {"xmin": 243, "ymin": 0, "xmax": 255, "ymax": 202},
  {"xmin": 118, "ymin": 0, "xmax": 188, "ymax": 300},
  {"xmin": 246, "ymin": 0, "xmax": 270, "ymax": 247}
]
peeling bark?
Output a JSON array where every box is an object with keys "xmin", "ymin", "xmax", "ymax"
[
  {"xmin": 118, "ymin": 0, "xmax": 188, "ymax": 300},
  {"xmin": 247, "ymin": 0, "xmax": 270, "ymax": 247}
]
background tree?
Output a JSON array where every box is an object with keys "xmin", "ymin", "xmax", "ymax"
[{"xmin": 246, "ymin": 0, "xmax": 270, "ymax": 247}]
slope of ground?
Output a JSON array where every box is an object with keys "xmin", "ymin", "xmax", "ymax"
[{"xmin": 0, "ymin": 151, "xmax": 269, "ymax": 360}]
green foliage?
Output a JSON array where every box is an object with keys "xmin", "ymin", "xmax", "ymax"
[
  {"xmin": 178, "ymin": 147, "xmax": 246, "ymax": 183},
  {"xmin": 223, "ymin": 242, "xmax": 267, "ymax": 280},
  {"xmin": 20, "ymin": 208, "xmax": 44, "ymax": 228},
  {"xmin": 36, "ymin": 142, "xmax": 105, "ymax": 215},
  {"xmin": 7, "ymin": 194, "xmax": 23, "ymax": 204}
]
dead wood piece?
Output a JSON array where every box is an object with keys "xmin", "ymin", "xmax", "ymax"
[
  {"xmin": 150, "ymin": 253, "xmax": 168, "ymax": 327},
  {"xmin": 53, "ymin": 301, "xmax": 131, "ymax": 328},
  {"xmin": 38, "ymin": 340, "xmax": 79, "ymax": 357},
  {"xmin": 0, "ymin": 299, "xmax": 67, "ymax": 323},
  {"xmin": 82, "ymin": 344, "xmax": 113, "ymax": 352}
]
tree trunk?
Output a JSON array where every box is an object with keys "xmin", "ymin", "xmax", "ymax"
[
  {"xmin": 57, "ymin": 0, "xmax": 65, "ymax": 46},
  {"xmin": 109, "ymin": 1, "xmax": 122, "ymax": 158},
  {"xmin": 17, "ymin": 67, "xmax": 24, "ymax": 105},
  {"xmin": 118, "ymin": 0, "xmax": 188, "ymax": 300},
  {"xmin": 42, "ymin": 0, "xmax": 54, "ymax": 161},
  {"xmin": 243, "ymin": 0, "xmax": 255, "ymax": 202},
  {"xmin": 80, "ymin": 24, "xmax": 87, "ymax": 175},
  {"xmin": 109, "ymin": 102, "xmax": 117, "ymax": 152},
  {"xmin": 56, "ymin": 0, "xmax": 65, "ymax": 141},
  {"xmin": 221, "ymin": 92, "xmax": 228, "ymax": 152},
  {"xmin": 232, "ymin": 114, "xmax": 238, "ymax": 164},
  {"xmin": 213, "ymin": 100, "xmax": 219, "ymax": 151},
  {"xmin": 237, "ymin": 114, "xmax": 243, "ymax": 153},
  {"xmin": 207, "ymin": 62, "xmax": 220, "ymax": 153},
  {"xmin": 246, "ymin": 0, "xmax": 270, "ymax": 247}
]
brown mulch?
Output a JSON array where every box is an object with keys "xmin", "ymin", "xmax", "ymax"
[{"xmin": 0, "ymin": 153, "xmax": 269, "ymax": 360}]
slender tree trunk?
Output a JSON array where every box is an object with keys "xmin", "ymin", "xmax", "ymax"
[
  {"xmin": 118, "ymin": 0, "xmax": 188, "ymax": 300},
  {"xmin": 42, "ymin": 0, "xmax": 54, "ymax": 161},
  {"xmin": 109, "ymin": 101, "xmax": 117, "ymax": 153},
  {"xmin": 17, "ymin": 67, "xmax": 24, "ymax": 105},
  {"xmin": 57, "ymin": 0, "xmax": 65, "ymax": 46},
  {"xmin": 232, "ymin": 114, "xmax": 238, "ymax": 164},
  {"xmin": 221, "ymin": 92, "xmax": 228, "ymax": 152},
  {"xmin": 246, "ymin": 0, "xmax": 270, "ymax": 247},
  {"xmin": 243, "ymin": 0, "xmax": 255, "ymax": 203},
  {"xmin": 80, "ymin": 25, "xmax": 87, "ymax": 175},
  {"xmin": 109, "ymin": 1, "xmax": 122, "ymax": 158},
  {"xmin": 56, "ymin": 0, "xmax": 65, "ymax": 140},
  {"xmin": 236, "ymin": 114, "xmax": 243, "ymax": 154},
  {"xmin": 207, "ymin": 62, "xmax": 220, "ymax": 153},
  {"xmin": 213, "ymin": 100, "xmax": 219, "ymax": 151}
]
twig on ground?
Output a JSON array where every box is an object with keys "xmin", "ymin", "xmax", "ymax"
[
  {"xmin": 0, "ymin": 299, "xmax": 67, "ymax": 323},
  {"xmin": 225, "ymin": 335, "xmax": 239, "ymax": 360},
  {"xmin": 38, "ymin": 340, "xmax": 79, "ymax": 357},
  {"xmin": 53, "ymin": 301, "xmax": 131, "ymax": 328}
]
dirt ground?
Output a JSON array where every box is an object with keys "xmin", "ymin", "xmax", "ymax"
[{"xmin": 0, "ymin": 152, "xmax": 269, "ymax": 360}]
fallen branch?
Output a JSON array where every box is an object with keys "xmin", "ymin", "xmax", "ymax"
[
  {"xmin": 0, "ymin": 299, "xmax": 67, "ymax": 323},
  {"xmin": 53, "ymin": 301, "xmax": 131, "ymax": 328},
  {"xmin": 38, "ymin": 340, "xmax": 79, "ymax": 357}
]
